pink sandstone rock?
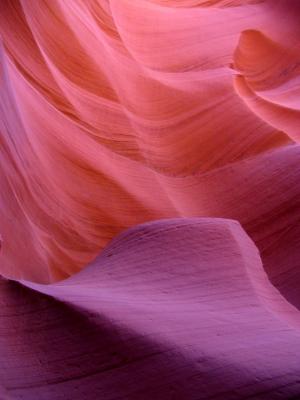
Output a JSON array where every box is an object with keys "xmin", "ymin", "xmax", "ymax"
[{"xmin": 0, "ymin": 1, "xmax": 299, "ymax": 398}]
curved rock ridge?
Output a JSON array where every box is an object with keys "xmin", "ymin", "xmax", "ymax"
[
  {"xmin": 0, "ymin": 218, "xmax": 298, "ymax": 399},
  {"xmin": 0, "ymin": 1, "xmax": 300, "ymax": 398},
  {"xmin": 234, "ymin": 29, "xmax": 300, "ymax": 142}
]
